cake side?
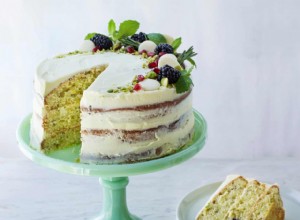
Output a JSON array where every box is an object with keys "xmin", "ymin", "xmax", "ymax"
[
  {"xmin": 246, "ymin": 185, "xmax": 285, "ymax": 220},
  {"xmin": 80, "ymin": 91, "xmax": 193, "ymax": 163}
]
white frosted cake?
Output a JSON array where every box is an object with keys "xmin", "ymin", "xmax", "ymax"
[{"xmin": 30, "ymin": 19, "xmax": 197, "ymax": 164}]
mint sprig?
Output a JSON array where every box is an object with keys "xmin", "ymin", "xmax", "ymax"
[
  {"xmin": 108, "ymin": 19, "xmax": 116, "ymax": 36},
  {"xmin": 108, "ymin": 19, "xmax": 140, "ymax": 41},
  {"xmin": 175, "ymin": 66, "xmax": 194, "ymax": 93}
]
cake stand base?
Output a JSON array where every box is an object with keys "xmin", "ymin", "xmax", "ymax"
[
  {"xmin": 95, "ymin": 177, "xmax": 140, "ymax": 220},
  {"xmin": 17, "ymin": 110, "xmax": 206, "ymax": 220}
]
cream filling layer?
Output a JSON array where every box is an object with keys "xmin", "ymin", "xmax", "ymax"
[
  {"xmin": 81, "ymin": 93, "xmax": 192, "ymax": 130},
  {"xmin": 80, "ymin": 111, "xmax": 194, "ymax": 156},
  {"xmin": 81, "ymin": 86, "xmax": 186, "ymax": 110}
]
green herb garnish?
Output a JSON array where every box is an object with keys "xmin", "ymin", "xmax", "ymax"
[
  {"xmin": 108, "ymin": 19, "xmax": 116, "ymax": 36},
  {"xmin": 177, "ymin": 46, "xmax": 197, "ymax": 67},
  {"xmin": 108, "ymin": 19, "xmax": 140, "ymax": 41},
  {"xmin": 171, "ymin": 37, "xmax": 182, "ymax": 51},
  {"xmin": 175, "ymin": 66, "xmax": 194, "ymax": 93},
  {"xmin": 147, "ymin": 33, "xmax": 167, "ymax": 45},
  {"xmin": 119, "ymin": 37, "xmax": 140, "ymax": 49},
  {"xmin": 84, "ymin": 32, "xmax": 98, "ymax": 40}
]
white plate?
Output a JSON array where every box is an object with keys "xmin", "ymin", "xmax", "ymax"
[{"xmin": 177, "ymin": 181, "xmax": 300, "ymax": 220}]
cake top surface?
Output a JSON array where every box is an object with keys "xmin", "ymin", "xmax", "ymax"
[
  {"xmin": 35, "ymin": 19, "xmax": 197, "ymax": 97},
  {"xmin": 37, "ymin": 52, "xmax": 148, "ymax": 96}
]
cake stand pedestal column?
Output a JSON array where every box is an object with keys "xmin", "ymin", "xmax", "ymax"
[{"xmin": 96, "ymin": 177, "xmax": 140, "ymax": 220}]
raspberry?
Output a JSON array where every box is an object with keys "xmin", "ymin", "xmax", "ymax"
[
  {"xmin": 131, "ymin": 32, "xmax": 148, "ymax": 43},
  {"xmin": 90, "ymin": 34, "xmax": 113, "ymax": 50},
  {"xmin": 154, "ymin": 43, "xmax": 173, "ymax": 55},
  {"xmin": 157, "ymin": 65, "xmax": 181, "ymax": 84}
]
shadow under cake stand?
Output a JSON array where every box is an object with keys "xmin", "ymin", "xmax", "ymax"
[{"xmin": 16, "ymin": 110, "xmax": 207, "ymax": 220}]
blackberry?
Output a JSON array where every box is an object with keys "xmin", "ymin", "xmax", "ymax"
[
  {"xmin": 154, "ymin": 43, "xmax": 173, "ymax": 54},
  {"xmin": 90, "ymin": 34, "xmax": 113, "ymax": 50},
  {"xmin": 157, "ymin": 65, "xmax": 181, "ymax": 84},
  {"xmin": 130, "ymin": 32, "xmax": 147, "ymax": 43}
]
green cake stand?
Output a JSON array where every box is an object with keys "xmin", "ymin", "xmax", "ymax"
[{"xmin": 16, "ymin": 110, "xmax": 207, "ymax": 220}]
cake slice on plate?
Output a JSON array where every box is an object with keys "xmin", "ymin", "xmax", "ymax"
[{"xmin": 196, "ymin": 175, "xmax": 285, "ymax": 220}]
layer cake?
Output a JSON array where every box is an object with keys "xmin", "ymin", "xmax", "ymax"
[{"xmin": 30, "ymin": 19, "xmax": 197, "ymax": 164}]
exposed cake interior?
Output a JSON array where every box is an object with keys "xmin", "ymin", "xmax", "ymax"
[
  {"xmin": 196, "ymin": 175, "xmax": 285, "ymax": 220},
  {"xmin": 40, "ymin": 65, "xmax": 107, "ymax": 151}
]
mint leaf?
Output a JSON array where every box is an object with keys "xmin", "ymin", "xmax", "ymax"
[
  {"xmin": 147, "ymin": 33, "xmax": 167, "ymax": 45},
  {"xmin": 171, "ymin": 37, "xmax": 182, "ymax": 50},
  {"xmin": 108, "ymin": 19, "xmax": 116, "ymax": 36},
  {"xmin": 175, "ymin": 75, "xmax": 193, "ymax": 93},
  {"xmin": 116, "ymin": 20, "xmax": 139, "ymax": 39},
  {"xmin": 175, "ymin": 67, "xmax": 194, "ymax": 93},
  {"xmin": 84, "ymin": 32, "xmax": 97, "ymax": 40}
]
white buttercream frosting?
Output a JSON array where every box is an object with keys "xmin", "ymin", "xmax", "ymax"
[
  {"xmin": 35, "ymin": 52, "xmax": 149, "ymax": 96},
  {"xmin": 31, "ymin": 51, "xmax": 194, "ymax": 162},
  {"xmin": 81, "ymin": 93, "xmax": 192, "ymax": 130},
  {"xmin": 80, "ymin": 110, "xmax": 194, "ymax": 156}
]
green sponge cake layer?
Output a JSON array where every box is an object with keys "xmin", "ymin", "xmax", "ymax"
[{"xmin": 196, "ymin": 175, "xmax": 285, "ymax": 220}]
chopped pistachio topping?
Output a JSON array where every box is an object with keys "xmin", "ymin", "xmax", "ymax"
[
  {"xmin": 55, "ymin": 50, "xmax": 87, "ymax": 58},
  {"xmin": 145, "ymin": 71, "xmax": 157, "ymax": 79}
]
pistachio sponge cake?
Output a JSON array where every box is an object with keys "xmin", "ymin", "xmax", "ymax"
[
  {"xmin": 196, "ymin": 175, "xmax": 285, "ymax": 220},
  {"xmin": 30, "ymin": 19, "xmax": 197, "ymax": 164}
]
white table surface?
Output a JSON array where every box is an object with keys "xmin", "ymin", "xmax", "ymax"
[{"xmin": 0, "ymin": 157, "xmax": 299, "ymax": 220}]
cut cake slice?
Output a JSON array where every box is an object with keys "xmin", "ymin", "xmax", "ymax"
[
  {"xmin": 196, "ymin": 175, "xmax": 248, "ymax": 219},
  {"xmin": 196, "ymin": 175, "xmax": 285, "ymax": 220}
]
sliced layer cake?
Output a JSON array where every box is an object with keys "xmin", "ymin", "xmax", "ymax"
[
  {"xmin": 196, "ymin": 175, "xmax": 285, "ymax": 220},
  {"xmin": 30, "ymin": 19, "xmax": 197, "ymax": 164}
]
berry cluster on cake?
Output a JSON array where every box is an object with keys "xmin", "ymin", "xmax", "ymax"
[
  {"xmin": 30, "ymin": 19, "xmax": 197, "ymax": 164},
  {"xmin": 196, "ymin": 175, "xmax": 285, "ymax": 220}
]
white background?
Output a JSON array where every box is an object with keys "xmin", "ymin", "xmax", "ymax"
[{"xmin": 1, "ymin": 0, "xmax": 300, "ymax": 159}]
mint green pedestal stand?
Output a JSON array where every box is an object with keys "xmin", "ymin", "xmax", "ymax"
[{"xmin": 17, "ymin": 110, "xmax": 207, "ymax": 220}]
